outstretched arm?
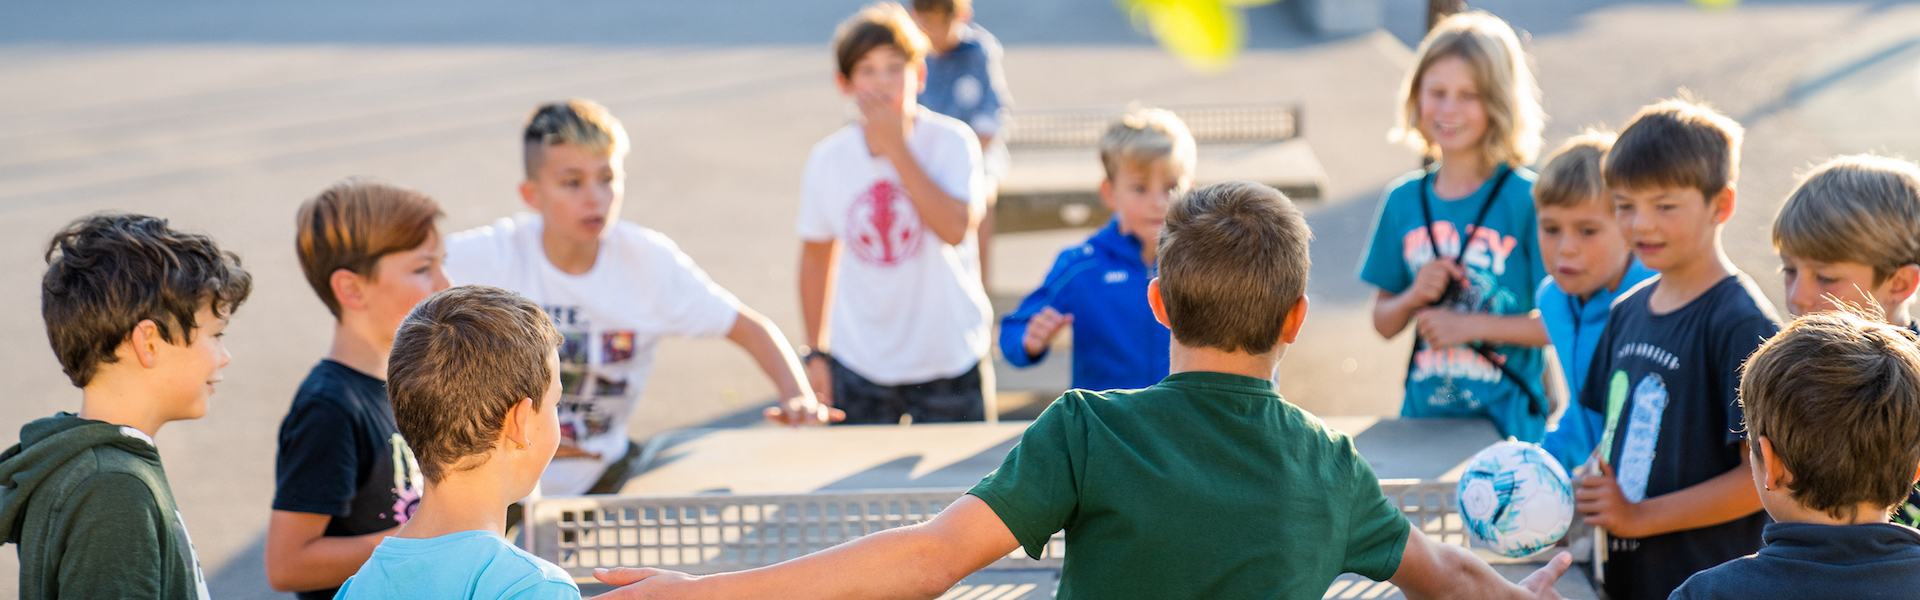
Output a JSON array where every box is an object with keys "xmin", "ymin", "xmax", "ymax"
[
  {"xmin": 725, "ymin": 308, "xmax": 842, "ymax": 426},
  {"xmin": 1390, "ymin": 526, "xmax": 1570, "ymax": 600},
  {"xmin": 591, "ymin": 495, "xmax": 1022, "ymax": 599}
]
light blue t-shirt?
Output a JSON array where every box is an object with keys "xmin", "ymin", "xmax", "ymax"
[
  {"xmin": 338, "ymin": 530, "xmax": 578, "ymax": 600},
  {"xmin": 1535, "ymin": 258, "xmax": 1657, "ymax": 472},
  {"xmin": 1358, "ymin": 164, "xmax": 1548, "ymax": 442}
]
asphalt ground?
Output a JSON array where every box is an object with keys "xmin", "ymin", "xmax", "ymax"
[{"xmin": 2, "ymin": 1, "xmax": 1917, "ymax": 597}]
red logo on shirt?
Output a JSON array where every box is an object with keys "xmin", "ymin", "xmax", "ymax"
[{"xmin": 845, "ymin": 180, "xmax": 923, "ymax": 267}]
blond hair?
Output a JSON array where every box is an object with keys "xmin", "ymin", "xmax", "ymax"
[
  {"xmin": 1099, "ymin": 105, "xmax": 1197, "ymax": 182},
  {"xmin": 1604, "ymin": 97, "xmax": 1743, "ymax": 200},
  {"xmin": 1534, "ymin": 129, "xmax": 1616, "ymax": 210},
  {"xmin": 1772, "ymin": 154, "xmax": 1920, "ymax": 284},
  {"xmin": 523, "ymin": 98, "xmax": 629, "ymax": 178},
  {"xmin": 832, "ymin": 3, "xmax": 929, "ymax": 80},
  {"xmin": 1391, "ymin": 11, "xmax": 1544, "ymax": 167}
]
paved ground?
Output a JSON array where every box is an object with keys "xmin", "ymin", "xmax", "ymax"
[{"xmin": 1, "ymin": 0, "xmax": 1916, "ymax": 597}]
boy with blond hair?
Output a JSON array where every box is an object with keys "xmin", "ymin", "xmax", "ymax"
[
  {"xmin": 1531, "ymin": 131, "xmax": 1656, "ymax": 472},
  {"xmin": 267, "ymin": 179, "xmax": 444, "ymax": 598},
  {"xmin": 0, "ymin": 213, "xmax": 252, "ymax": 600},
  {"xmin": 999, "ymin": 106, "xmax": 1188, "ymax": 390},
  {"xmin": 798, "ymin": 3, "xmax": 994, "ymax": 424},
  {"xmin": 337, "ymin": 285, "xmax": 575, "ymax": 598},
  {"xmin": 592, "ymin": 182, "xmax": 1572, "ymax": 600},
  {"xmin": 446, "ymin": 99, "xmax": 834, "ymax": 497},
  {"xmin": 1768, "ymin": 153, "xmax": 1920, "ymax": 527},
  {"xmin": 1670, "ymin": 308, "xmax": 1920, "ymax": 598},
  {"xmin": 1573, "ymin": 99, "xmax": 1776, "ymax": 600}
]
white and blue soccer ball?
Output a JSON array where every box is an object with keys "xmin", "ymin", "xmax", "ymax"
[{"xmin": 1455, "ymin": 441, "xmax": 1575, "ymax": 558}]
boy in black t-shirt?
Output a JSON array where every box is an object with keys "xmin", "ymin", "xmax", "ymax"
[
  {"xmin": 1574, "ymin": 99, "xmax": 1776, "ymax": 600},
  {"xmin": 266, "ymin": 180, "xmax": 447, "ymax": 599}
]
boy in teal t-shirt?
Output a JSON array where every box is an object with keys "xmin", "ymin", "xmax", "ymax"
[{"xmin": 590, "ymin": 182, "xmax": 1571, "ymax": 599}]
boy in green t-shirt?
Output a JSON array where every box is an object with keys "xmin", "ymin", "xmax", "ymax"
[{"xmin": 592, "ymin": 182, "xmax": 1571, "ymax": 599}]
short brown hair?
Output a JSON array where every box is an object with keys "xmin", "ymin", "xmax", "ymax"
[
  {"xmin": 295, "ymin": 179, "xmax": 443, "ymax": 318},
  {"xmin": 524, "ymin": 98, "xmax": 629, "ymax": 179},
  {"xmin": 1156, "ymin": 181, "xmax": 1312, "ymax": 354},
  {"xmin": 1772, "ymin": 154, "xmax": 1920, "ymax": 284},
  {"xmin": 43, "ymin": 213, "xmax": 252, "ymax": 387},
  {"xmin": 1391, "ymin": 11, "xmax": 1544, "ymax": 167},
  {"xmin": 1740, "ymin": 307, "xmax": 1920, "ymax": 521},
  {"xmin": 1604, "ymin": 97, "xmax": 1744, "ymax": 200},
  {"xmin": 833, "ymin": 3, "xmax": 930, "ymax": 80},
  {"xmin": 911, "ymin": 0, "xmax": 968, "ymax": 16},
  {"xmin": 1099, "ymin": 105, "xmax": 1196, "ymax": 182},
  {"xmin": 388, "ymin": 285, "xmax": 562, "ymax": 483},
  {"xmin": 1534, "ymin": 129, "xmax": 1616, "ymax": 210}
]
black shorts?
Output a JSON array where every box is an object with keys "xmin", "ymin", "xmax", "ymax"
[{"xmin": 830, "ymin": 357, "xmax": 985, "ymax": 425}]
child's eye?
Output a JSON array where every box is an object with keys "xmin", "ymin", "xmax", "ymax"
[
  {"xmin": 1541, "ymin": 225, "xmax": 1560, "ymax": 235},
  {"xmin": 1816, "ymin": 276, "xmax": 1840, "ymax": 286}
]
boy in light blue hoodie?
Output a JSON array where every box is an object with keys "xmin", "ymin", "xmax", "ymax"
[
  {"xmin": 999, "ymin": 106, "xmax": 1190, "ymax": 391},
  {"xmin": 1530, "ymin": 131, "xmax": 1655, "ymax": 472}
]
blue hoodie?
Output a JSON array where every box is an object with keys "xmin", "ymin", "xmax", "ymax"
[
  {"xmin": 1000, "ymin": 220, "xmax": 1170, "ymax": 391},
  {"xmin": 1536, "ymin": 258, "xmax": 1657, "ymax": 472}
]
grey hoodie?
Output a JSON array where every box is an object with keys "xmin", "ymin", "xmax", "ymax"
[{"xmin": 0, "ymin": 413, "xmax": 210, "ymax": 600}]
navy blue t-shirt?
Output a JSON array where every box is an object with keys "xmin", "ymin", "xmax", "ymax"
[
  {"xmin": 1670, "ymin": 522, "xmax": 1920, "ymax": 600},
  {"xmin": 274, "ymin": 360, "xmax": 425, "ymax": 600},
  {"xmin": 1579, "ymin": 274, "xmax": 1778, "ymax": 600}
]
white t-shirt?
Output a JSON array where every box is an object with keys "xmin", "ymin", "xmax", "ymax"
[
  {"xmin": 444, "ymin": 213, "xmax": 740, "ymax": 496},
  {"xmin": 796, "ymin": 110, "xmax": 992, "ymax": 385}
]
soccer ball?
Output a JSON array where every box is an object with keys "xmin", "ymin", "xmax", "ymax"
[{"xmin": 1455, "ymin": 441, "xmax": 1575, "ymax": 558}]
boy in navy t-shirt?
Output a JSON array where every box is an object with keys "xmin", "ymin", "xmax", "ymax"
[{"xmin": 1575, "ymin": 99, "xmax": 1774, "ymax": 600}]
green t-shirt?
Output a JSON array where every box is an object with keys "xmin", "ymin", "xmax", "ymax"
[{"xmin": 968, "ymin": 372, "xmax": 1411, "ymax": 599}]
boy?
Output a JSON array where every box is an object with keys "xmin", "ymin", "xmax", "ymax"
[
  {"xmin": 445, "ymin": 99, "xmax": 835, "ymax": 497},
  {"xmin": 999, "ymin": 106, "xmax": 1187, "ymax": 391},
  {"xmin": 910, "ymin": 0, "xmax": 1011, "ymax": 285},
  {"xmin": 591, "ymin": 182, "xmax": 1572, "ymax": 600},
  {"xmin": 1531, "ymin": 131, "xmax": 1656, "ymax": 473},
  {"xmin": 0, "ymin": 213, "xmax": 252, "ymax": 599},
  {"xmin": 1669, "ymin": 308, "xmax": 1920, "ymax": 599},
  {"xmin": 267, "ymin": 180, "xmax": 443, "ymax": 598},
  {"xmin": 337, "ymin": 285, "xmax": 575, "ymax": 598},
  {"xmin": 798, "ymin": 3, "xmax": 994, "ymax": 424},
  {"xmin": 1573, "ymin": 99, "xmax": 1775, "ymax": 600},
  {"xmin": 1768, "ymin": 153, "xmax": 1920, "ymax": 527}
]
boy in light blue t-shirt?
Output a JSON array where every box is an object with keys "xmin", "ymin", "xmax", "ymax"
[
  {"xmin": 338, "ymin": 286, "xmax": 577, "ymax": 600},
  {"xmin": 1529, "ymin": 132, "xmax": 1655, "ymax": 472}
]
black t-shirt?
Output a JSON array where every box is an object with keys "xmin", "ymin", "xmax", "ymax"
[
  {"xmin": 273, "ymin": 360, "xmax": 424, "ymax": 600},
  {"xmin": 1579, "ymin": 274, "xmax": 1779, "ymax": 600}
]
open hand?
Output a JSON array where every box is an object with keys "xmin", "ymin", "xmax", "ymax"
[
  {"xmin": 1576, "ymin": 460, "xmax": 1644, "ymax": 537},
  {"xmin": 1021, "ymin": 307, "xmax": 1073, "ymax": 360},
  {"xmin": 1516, "ymin": 551, "xmax": 1572, "ymax": 599},
  {"xmin": 588, "ymin": 567, "xmax": 696, "ymax": 599},
  {"xmin": 763, "ymin": 393, "xmax": 846, "ymax": 427}
]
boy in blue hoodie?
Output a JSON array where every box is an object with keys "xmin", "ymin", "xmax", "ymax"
[
  {"xmin": 1530, "ymin": 131, "xmax": 1655, "ymax": 473},
  {"xmin": 0, "ymin": 213, "xmax": 252, "ymax": 600},
  {"xmin": 999, "ymin": 106, "xmax": 1190, "ymax": 391}
]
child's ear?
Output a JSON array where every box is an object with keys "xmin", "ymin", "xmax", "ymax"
[
  {"xmin": 835, "ymin": 73, "xmax": 854, "ymax": 95},
  {"xmin": 1098, "ymin": 179, "xmax": 1118, "ymax": 211},
  {"xmin": 1279, "ymin": 295, "xmax": 1310, "ymax": 344},
  {"xmin": 1887, "ymin": 264, "xmax": 1920, "ymax": 305},
  {"xmin": 124, "ymin": 319, "xmax": 163, "ymax": 369},
  {"xmin": 1755, "ymin": 436, "xmax": 1786, "ymax": 492},
  {"xmin": 1147, "ymin": 278, "xmax": 1171, "ymax": 328},
  {"xmin": 330, "ymin": 268, "xmax": 368, "ymax": 313},
  {"xmin": 518, "ymin": 180, "xmax": 540, "ymax": 211},
  {"xmin": 502, "ymin": 397, "xmax": 535, "ymax": 450},
  {"xmin": 1710, "ymin": 187, "xmax": 1737, "ymax": 225}
]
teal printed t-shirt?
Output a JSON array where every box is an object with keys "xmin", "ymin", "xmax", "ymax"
[
  {"xmin": 1358, "ymin": 165, "xmax": 1548, "ymax": 442},
  {"xmin": 338, "ymin": 530, "xmax": 578, "ymax": 600},
  {"xmin": 968, "ymin": 372, "xmax": 1411, "ymax": 600}
]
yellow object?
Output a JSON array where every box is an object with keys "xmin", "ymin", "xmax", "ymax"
[
  {"xmin": 1120, "ymin": 0, "xmax": 1280, "ymax": 72},
  {"xmin": 1690, "ymin": 0, "xmax": 1739, "ymax": 9}
]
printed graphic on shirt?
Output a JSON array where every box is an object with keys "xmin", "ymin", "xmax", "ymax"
[
  {"xmin": 176, "ymin": 510, "xmax": 211, "ymax": 600},
  {"xmin": 383, "ymin": 433, "xmax": 423, "ymax": 524},
  {"xmin": 845, "ymin": 180, "xmax": 924, "ymax": 267},
  {"xmin": 1400, "ymin": 221, "xmax": 1525, "ymax": 403},
  {"xmin": 544, "ymin": 303, "xmax": 636, "ymax": 458},
  {"xmin": 1617, "ymin": 373, "xmax": 1669, "ymax": 502},
  {"xmin": 953, "ymin": 75, "xmax": 983, "ymax": 108}
]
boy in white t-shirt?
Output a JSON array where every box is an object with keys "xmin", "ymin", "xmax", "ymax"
[
  {"xmin": 797, "ymin": 2, "xmax": 993, "ymax": 424},
  {"xmin": 444, "ymin": 99, "xmax": 839, "ymax": 498}
]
